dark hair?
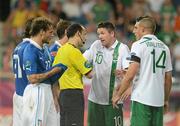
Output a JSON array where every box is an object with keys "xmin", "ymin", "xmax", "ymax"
[
  {"xmin": 97, "ymin": 22, "xmax": 115, "ymax": 32},
  {"xmin": 30, "ymin": 17, "xmax": 53, "ymax": 36},
  {"xmin": 56, "ymin": 19, "xmax": 71, "ymax": 39},
  {"xmin": 23, "ymin": 18, "xmax": 35, "ymax": 38},
  {"xmin": 66, "ymin": 23, "xmax": 83, "ymax": 38},
  {"xmin": 136, "ymin": 15, "xmax": 156, "ymax": 33}
]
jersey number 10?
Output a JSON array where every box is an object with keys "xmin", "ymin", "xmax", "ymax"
[{"xmin": 151, "ymin": 49, "xmax": 166, "ymax": 73}]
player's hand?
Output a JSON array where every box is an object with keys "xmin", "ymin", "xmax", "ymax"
[
  {"xmin": 164, "ymin": 101, "xmax": 169, "ymax": 114},
  {"xmin": 53, "ymin": 95, "xmax": 60, "ymax": 112},
  {"xmin": 119, "ymin": 87, "xmax": 131, "ymax": 101},
  {"xmin": 114, "ymin": 69, "xmax": 124, "ymax": 79},
  {"xmin": 112, "ymin": 94, "xmax": 120, "ymax": 109}
]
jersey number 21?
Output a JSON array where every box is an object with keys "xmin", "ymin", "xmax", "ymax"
[{"xmin": 13, "ymin": 54, "xmax": 22, "ymax": 78}]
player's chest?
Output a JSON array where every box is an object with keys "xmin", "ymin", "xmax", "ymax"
[
  {"xmin": 38, "ymin": 51, "xmax": 51, "ymax": 70},
  {"xmin": 93, "ymin": 48, "xmax": 114, "ymax": 65}
]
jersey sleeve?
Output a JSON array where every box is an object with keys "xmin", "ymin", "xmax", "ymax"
[
  {"xmin": 83, "ymin": 43, "xmax": 94, "ymax": 64},
  {"xmin": 49, "ymin": 44, "xmax": 59, "ymax": 63},
  {"xmin": 53, "ymin": 48, "xmax": 61, "ymax": 66},
  {"xmin": 130, "ymin": 42, "xmax": 141, "ymax": 63},
  {"xmin": 165, "ymin": 47, "xmax": 172, "ymax": 72},
  {"xmin": 23, "ymin": 45, "xmax": 38, "ymax": 75},
  {"xmin": 70, "ymin": 49, "xmax": 92, "ymax": 75},
  {"xmin": 121, "ymin": 45, "xmax": 130, "ymax": 69}
]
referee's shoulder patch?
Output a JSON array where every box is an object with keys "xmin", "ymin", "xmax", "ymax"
[{"xmin": 84, "ymin": 61, "xmax": 92, "ymax": 68}]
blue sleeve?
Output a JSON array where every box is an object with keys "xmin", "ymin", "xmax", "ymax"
[
  {"xmin": 43, "ymin": 63, "xmax": 67, "ymax": 84},
  {"xmin": 23, "ymin": 45, "xmax": 38, "ymax": 75}
]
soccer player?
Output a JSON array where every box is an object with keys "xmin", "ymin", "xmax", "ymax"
[
  {"xmin": 83, "ymin": 22, "xmax": 130, "ymax": 126},
  {"xmin": 49, "ymin": 19, "xmax": 71, "ymax": 62},
  {"xmin": 53, "ymin": 23, "xmax": 93, "ymax": 126},
  {"xmin": 12, "ymin": 18, "xmax": 34, "ymax": 126},
  {"xmin": 112, "ymin": 16, "xmax": 172, "ymax": 126},
  {"xmin": 49, "ymin": 19, "xmax": 71, "ymax": 125},
  {"xmin": 21, "ymin": 17, "xmax": 67, "ymax": 126}
]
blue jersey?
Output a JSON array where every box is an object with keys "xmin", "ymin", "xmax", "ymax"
[
  {"xmin": 23, "ymin": 40, "xmax": 52, "ymax": 84},
  {"xmin": 49, "ymin": 41, "xmax": 61, "ymax": 62},
  {"xmin": 43, "ymin": 43, "xmax": 52, "ymax": 65},
  {"xmin": 12, "ymin": 38, "xmax": 30, "ymax": 96}
]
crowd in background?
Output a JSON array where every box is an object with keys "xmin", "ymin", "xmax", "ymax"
[{"xmin": 0, "ymin": 0, "xmax": 180, "ymax": 108}]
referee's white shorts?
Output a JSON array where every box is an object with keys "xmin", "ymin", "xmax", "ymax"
[
  {"xmin": 13, "ymin": 92, "xmax": 23, "ymax": 126},
  {"xmin": 22, "ymin": 83, "xmax": 59, "ymax": 126}
]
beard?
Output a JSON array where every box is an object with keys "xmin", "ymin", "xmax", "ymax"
[{"xmin": 42, "ymin": 39, "xmax": 49, "ymax": 44}]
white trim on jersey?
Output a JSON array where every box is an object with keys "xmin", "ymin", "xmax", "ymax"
[{"xmin": 55, "ymin": 40, "xmax": 62, "ymax": 47}]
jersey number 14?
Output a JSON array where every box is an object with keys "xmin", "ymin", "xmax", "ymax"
[{"xmin": 151, "ymin": 49, "xmax": 166, "ymax": 73}]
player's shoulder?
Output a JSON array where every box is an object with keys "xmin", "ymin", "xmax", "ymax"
[
  {"xmin": 131, "ymin": 40, "xmax": 140, "ymax": 48},
  {"xmin": 49, "ymin": 44, "xmax": 58, "ymax": 52},
  {"xmin": 119, "ymin": 42, "xmax": 129, "ymax": 50},
  {"xmin": 155, "ymin": 37, "xmax": 170, "ymax": 51},
  {"xmin": 89, "ymin": 40, "xmax": 102, "ymax": 49},
  {"xmin": 14, "ymin": 39, "xmax": 29, "ymax": 52},
  {"xmin": 24, "ymin": 42, "xmax": 41, "ymax": 54}
]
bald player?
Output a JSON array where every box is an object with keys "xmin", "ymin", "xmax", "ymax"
[{"xmin": 112, "ymin": 16, "xmax": 172, "ymax": 126}]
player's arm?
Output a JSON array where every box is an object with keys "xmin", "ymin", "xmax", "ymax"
[
  {"xmin": 114, "ymin": 45, "xmax": 131, "ymax": 101},
  {"xmin": 51, "ymin": 82, "xmax": 60, "ymax": 112},
  {"xmin": 27, "ymin": 63, "xmax": 67, "ymax": 84},
  {"xmin": 164, "ymin": 71, "xmax": 172, "ymax": 113},
  {"xmin": 112, "ymin": 61, "xmax": 139, "ymax": 108},
  {"xmin": 85, "ymin": 69, "xmax": 93, "ymax": 79},
  {"xmin": 113, "ymin": 68, "xmax": 132, "ymax": 102}
]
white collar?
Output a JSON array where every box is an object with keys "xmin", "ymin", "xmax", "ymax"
[
  {"xmin": 55, "ymin": 40, "xmax": 61, "ymax": 47},
  {"xmin": 29, "ymin": 39, "xmax": 42, "ymax": 50},
  {"xmin": 141, "ymin": 34, "xmax": 158, "ymax": 40}
]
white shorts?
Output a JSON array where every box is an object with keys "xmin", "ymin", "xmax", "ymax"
[
  {"xmin": 22, "ymin": 83, "xmax": 58, "ymax": 126},
  {"xmin": 13, "ymin": 92, "xmax": 23, "ymax": 126}
]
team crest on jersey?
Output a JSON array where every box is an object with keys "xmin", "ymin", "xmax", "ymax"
[
  {"xmin": 84, "ymin": 61, "xmax": 92, "ymax": 68},
  {"xmin": 25, "ymin": 60, "xmax": 31, "ymax": 71}
]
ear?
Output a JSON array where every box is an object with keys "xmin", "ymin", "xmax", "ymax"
[
  {"xmin": 40, "ymin": 30, "xmax": 44, "ymax": 36},
  {"xmin": 142, "ymin": 27, "xmax": 145, "ymax": 33},
  {"xmin": 65, "ymin": 29, "xmax": 67, "ymax": 35},
  {"xmin": 110, "ymin": 31, "xmax": 115, "ymax": 37},
  {"xmin": 76, "ymin": 31, "xmax": 81, "ymax": 37}
]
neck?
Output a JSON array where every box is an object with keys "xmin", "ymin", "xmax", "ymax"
[
  {"xmin": 106, "ymin": 38, "xmax": 116, "ymax": 48},
  {"xmin": 59, "ymin": 36, "xmax": 68, "ymax": 45},
  {"xmin": 68, "ymin": 38, "xmax": 78, "ymax": 48},
  {"xmin": 143, "ymin": 31, "xmax": 153, "ymax": 36},
  {"xmin": 31, "ymin": 36, "xmax": 43, "ymax": 47}
]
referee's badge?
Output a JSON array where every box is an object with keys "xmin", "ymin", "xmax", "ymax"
[{"xmin": 84, "ymin": 61, "xmax": 92, "ymax": 68}]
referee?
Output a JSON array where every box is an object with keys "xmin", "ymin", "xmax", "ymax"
[{"xmin": 53, "ymin": 23, "xmax": 93, "ymax": 126}]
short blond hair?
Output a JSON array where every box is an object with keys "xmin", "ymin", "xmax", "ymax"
[{"xmin": 137, "ymin": 16, "xmax": 156, "ymax": 34}]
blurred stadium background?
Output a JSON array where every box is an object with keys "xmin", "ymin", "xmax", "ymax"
[{"xmin": 0, "ymin": 0, "xmax": 180, "ymax": 126}]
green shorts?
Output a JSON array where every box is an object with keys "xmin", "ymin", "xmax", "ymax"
[
  {"xmin": 131, "ymin": 101, "xmax": 163, "ymax": 126},
  {"xmin": 88, "ymin": 100, "xmax": 123, "ymax": 126}
]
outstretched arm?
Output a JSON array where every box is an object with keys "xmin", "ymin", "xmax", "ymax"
[
  {"xmin": 27, "ymin": 63, "xmax": 67, "ymax": 84},
  {"xmin": 112, "ymin": 62, "xmax": 139, "ymax": 108}
]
